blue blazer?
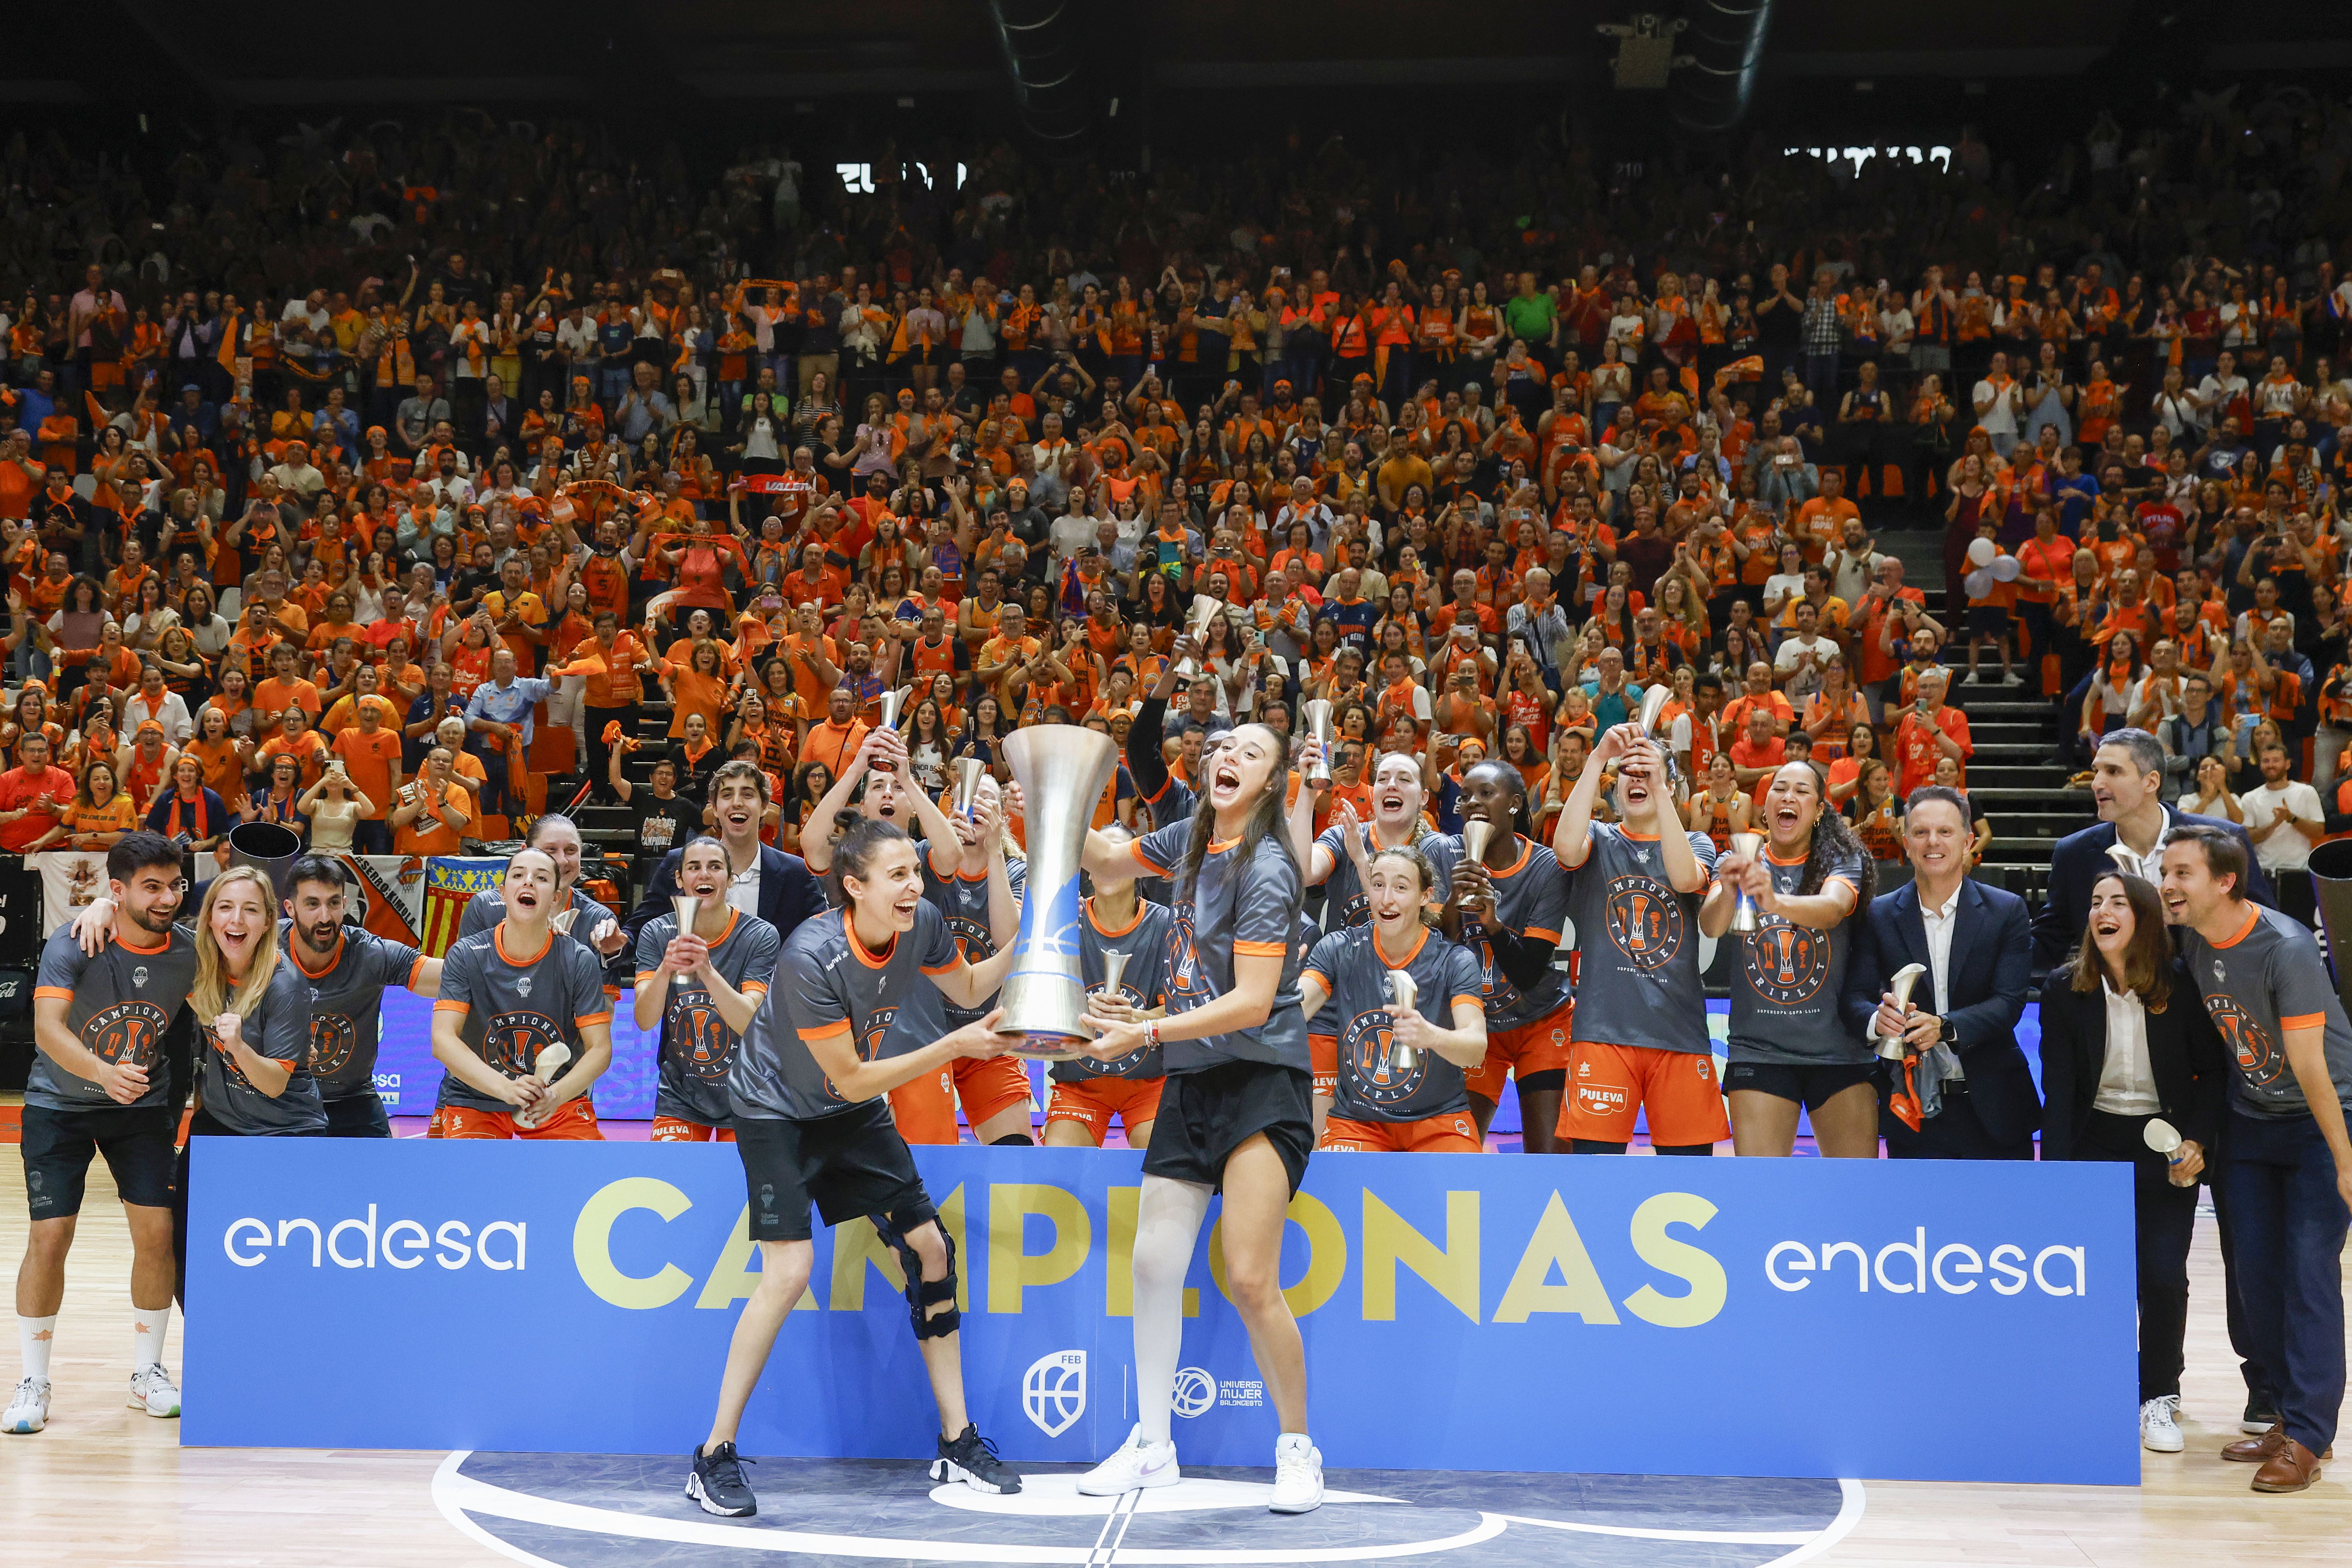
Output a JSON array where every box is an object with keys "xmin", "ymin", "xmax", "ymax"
[
  {"xmin": 2032, "ymin": 809, "xmax": 2274, "ymax": 972},
  {"xmin": 1840, "ymin": 877, "xmax": 2040, "ymax": 1144},
  {"xmin": 623, "ymin": 843, "xmax": 826, "ymax": 951}
]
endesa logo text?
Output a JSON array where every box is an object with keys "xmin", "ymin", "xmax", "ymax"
[
  {"xmin": 1765, "ymin": 1226, "xmax": 2088, "ymax": 1297},
  {"xmin": 221, "ymin": 1204, "xmax": 527, "ymax": 1272}
]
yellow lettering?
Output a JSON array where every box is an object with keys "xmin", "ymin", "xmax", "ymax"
[
  {"xmin": 1621, "ymin": 1193, "xmax": 1728, "ymax": 1327},
  {"xmin": 1106, "ymin": 1185, "xmax": 1198, "ymax": 1319},
  {"xmin": 1209, "ymin": 1191, "xmax": 1347, "ymax": 1317},
  {"xmin": 830, "ymin": 1185, "xmax": 967, "ymax": 1313},
  {"xmin": 987, "ymin": 1184, "xmax": 1091, "ymax": 1315},
  {"xmin": 1361, "ymin": 1190, "xmax": 1480, "ymax": 1323},
  {"xmin": 1492, "ymin": 1192, "xmax": 1620, "ymax": 1324},
  {"xmin": 694, "ymin": 1204, "xmax": 818, "ymax": 1312},
  {"xmin": 572, "ymin": 1177, "xmax": 694, "ymax": 1310}
]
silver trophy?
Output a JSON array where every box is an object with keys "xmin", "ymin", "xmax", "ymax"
[
  {"xmin": 1098, "ymin": 948, "xmax": 1131, "ymax": 1002},
  {"xmin": 2104, "ymin": 843, "xmax": 2141, "ymax": 877},
  {"xmin": 1727, "ymin": 831, "xmax": 1766, "ymax": 933},
  {"xmin": 878, "ymin": 687, "xmax": 904, "ymax": 734},
  {"xmin": 952, "ymin": 756, "xmax": 986, "ymax": 818},
  {"xmin": 1458, "ymin": 820, "xmax": 1494, "ymax": 920},
  {"xmin": 1176, "ymin": 595, "xmax": 1223, "ymax": 680},
  {"xmin": 2143, "ymin": 1117, "xmax": 2183, "ymax": 1160},
  {"xmin": 1636, "ymin": 683, "xmax": 1673, "ymax": 735},
  {"xmin": 516, "ymin": 1044, "xmax": 572, "ymax": 1129},
  {"xmin": 670, "ymin": 895, "xmax": 700, "ymax": 987},
  {"xmin": 1877, "ymin": 962, "xmax": 1930, "ymax": 1060},
  {"xmin": 1301, "ymin": 699, "xmax": 1334, "ymax": 786},
  {"xmin": 1385, "ymin": 969, "xmax": 1421, "ymax": 1076},
  {"xmin": 996, "ymin": 726, "xmax": 1121, "ymax": 1058}
]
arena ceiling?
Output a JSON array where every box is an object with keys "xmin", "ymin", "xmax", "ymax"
[{"xmin": 3, "ymin": 1, "xmax": 2345, "ymax": 112}]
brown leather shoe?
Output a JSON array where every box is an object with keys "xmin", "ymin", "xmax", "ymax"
[
  {"xmin": 2223, "ymin": 1423, "xmax": 2286, "ymax": 1462},
  {"xmin": 2252, "ymin": 1439, "xmax": 2327, "ymax": 1494}
]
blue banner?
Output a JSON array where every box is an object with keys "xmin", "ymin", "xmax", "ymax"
[{"xmin": 183, "ymin": 1141, "xmax": 2137, "ymax": 1484}]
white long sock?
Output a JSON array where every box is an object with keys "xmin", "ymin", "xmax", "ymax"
[
  {"xmin": 132, "ymin": 1305, "xmax": 171, "ymax": 1372},
  {"xmin": 19, "ymin": 1316, "xmax": 57, "ymax": 1381},
  {"xmin": 1132, "ymin": 1176, "xmax": 1212, "ymax": 1446}
]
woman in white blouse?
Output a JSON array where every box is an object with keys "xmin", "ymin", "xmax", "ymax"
[{"xmin": 2037, "ymin": 870, "xmax": 2227, "ymax": 1456}]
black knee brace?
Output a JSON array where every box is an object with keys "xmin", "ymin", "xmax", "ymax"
[{"xmin": 874, "ymin": 1210, "xmax": 960, "ymax": 1340}]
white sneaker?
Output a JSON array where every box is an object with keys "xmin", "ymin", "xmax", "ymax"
[
  {"xmin": 129, "ymin": 1365, "xmax": 180, "ymax": 1418},
  {"xmin": 4, "ymin": 1376, "xmax": 50, "ymax": 1434},
  {"xmin": 1076, "ymin": 1424, "xmax": 1181, "ymax": 1495},
  {"xmin": 2141, "ymin": 1395, "xmax": 2184, "ymax": 1453},
  {"xmin": 1269, "ymin": 1432, "xmax": 1323, "ymax": 1514}
]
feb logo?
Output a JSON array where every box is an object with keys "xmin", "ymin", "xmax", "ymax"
[
  {"xmin": 1341, "ymin": 1009, "xmax": 1421, "ymax": 1106},
  {"xmin": 2205, "ymin": 994, "xmax": 2283, "ymax": 1085},
  {"xmin": 1743, "ymin": 917, "xmax": 1829, "ymax": 1004},
  {"xmin": 1604, "ymin": 873, "xmax": 1682, "ymax": 970},
  {"xmin": 1021, "ymin": 1349, "xmax": 1086, "ymax": 1438},
  {"xmin": 308, "ymin": 1013, "xmax": 359, "ymax": 1079}
]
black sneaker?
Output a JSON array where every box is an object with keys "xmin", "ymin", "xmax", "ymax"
[
  {"xmin": 2243, "ymin": 1392, "xmax": 2279, "ymax": 1436},
  {"xmin": 932, "ymin": 1424, "xmax": 1022, "ymax": 1494},
  {"xmin": 686, "ymin": 1440, "xmax": 757, "ymax": 1516}
]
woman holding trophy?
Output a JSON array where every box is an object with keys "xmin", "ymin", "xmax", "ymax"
[
  {"xmin": 1302, "ymin": 843, "xmax": 1488, "ymax": 1152},
  {"xmin": 802, "ymin": 726, "xmax": 1033, "ymax": 1146},
  {"xmin": 1549, "ymin": 723, "xmax": 1726, "ymax": 1154},
  {"xmin": 1437, "ymin": 759, "xmax": 1575, "ymax": 1153},
  {"xmin": 684, "ymin": 813, "xmax": 1025, "ymax": 1517},
  {"xmin": 1044, "ymin": 822, "xmax": 1175, "ymax": 1149},
  {"xmin": 631, "ymin": 836, "xmax": 784, "ymax": 1143},
  {"xmin": 1070, "ymin": 721, "xmax": 1323, "ymax": 1513},
  {"xmin": 1700, "ymin": 760, "xmax": 1879, "ymax": 1158}
]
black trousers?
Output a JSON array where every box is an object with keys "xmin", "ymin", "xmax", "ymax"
[
  {"xmin": 1880, "ymin": 1081, "xmax": 2036, "ymax": 1160},
  {"xmin": 2078, "ymin": 1109, "xmax": 2200, "ymax": 1401}
]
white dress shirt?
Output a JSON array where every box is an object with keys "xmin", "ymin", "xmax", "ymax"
[
  {"xmin": 1870, "ymin": 882, "xmax": 1967, "ymax": 1069},
  {"xmin": 728, "ymin": 854, "xmax": 763, "ymax": 917},
  {"xmin": 2094, "ymin": 978, "xmax": 2162, "ymax": 1116},
  {"xmin": 2109, "ymin": 804, "xmax": 2181, "ymax": 885}
]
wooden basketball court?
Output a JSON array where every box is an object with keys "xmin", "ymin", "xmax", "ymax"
[{"xmin": 2, "ymin": 1158, "xmax": 2346, "ymax": 1567}]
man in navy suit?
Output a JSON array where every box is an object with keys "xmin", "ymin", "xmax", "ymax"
[
  {"xmin": 624, "ymin": 760, "xmax": 826, "ymax": 948},
  {"xmin": 1843, "ymin": 785, "xmax": 2039, "ymax": 1158},
  {"xmin": 2034, "ymin": 729, "xmax": 2275, "ymax": 973}
]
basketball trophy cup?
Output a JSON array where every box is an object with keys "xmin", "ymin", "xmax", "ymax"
[
  {"xmin": 952, "ymin": 757, "xmax": 985, "ymax": 819},
  {"xmin": 996, "ymin": 726, "xmax": 1121, "ymax": 1058},
  {"xmin": 1385, "ymin": 969, "xmax": 1420, "ymax": 1075},
  {"xmin": 1876, "ymin": 962, "xmax": 1929, "ymax": 1060},
  {"xmin": 1176, "ymin": 595, "xmax": 1223, "ymax": 680},
  {"xmin": 1301, "ymin": 699, "xmax": 1334, "ymax": 786},
  {"xmin": 1637, "ymin": 683, "xmax": 1672, "ymax": 735},
  {"xmin": 671, "ymin": 894, "xmax": 699, "ymax": 987},
  {"xmin": 1727, "ymin": 832, "xmax": 1767, "ymax": 933}
]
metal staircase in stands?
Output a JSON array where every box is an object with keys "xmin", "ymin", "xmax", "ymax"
[{"xmin": 1877, "ymin": 524, "xmax": 2092, "ymax": 912}]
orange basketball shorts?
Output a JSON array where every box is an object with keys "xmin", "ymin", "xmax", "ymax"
[
  {"xmin": 891, "ymin": 1054, "xmax": 1036, "ymax": 1144},
  {"xmin": 650, "ymin": 1116, "xmax": 736, "ymax": 1143},
  {"xmin": 1045, "ymin": 1074, "xmax": 1166, "ymax": 1145},
  {"xmin": 1463, "ymin": 1000, "xmax": 1575, "ymax": 1103},
  {"xmin": 1318, "ymin": 1111, "xmax": 1482, "ymax": 1153},
  {"xmin": 1557, "ymin": 1040, "xmax": 1729, "ymax": 1147},
  {"xmin": 427, "ymin": 1097, "xmax": 603, "ymax": 1140}
]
